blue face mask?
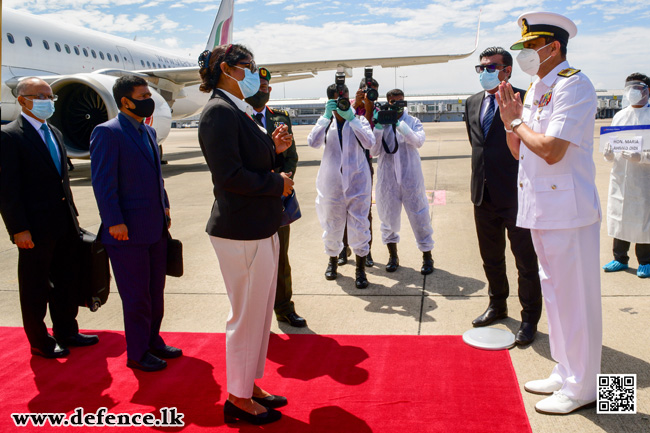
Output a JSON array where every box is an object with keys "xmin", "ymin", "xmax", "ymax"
[
  {"xmin": 26, "ymin": 98, "xmax": 55, "ymax": 120},
  {"xmin": 479, "ymin": 69, "xmax": 502, "ymax": 91},
  {"xmin": 225, "ymin": 66, "xmax": 261, "ymax": 99}
]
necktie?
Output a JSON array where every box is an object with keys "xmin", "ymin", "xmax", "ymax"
[
  {"xmin": 482, "ymin": 94, "xmax": 495, "ymax": 138},
  {"xmin": 139, "ymin": 126, "xmax": 156, "ymax": 162},
  {"xmin": 40, "ymin": 123, "xmax": 62, "ymax": 175},
  {"xmin": 254, "ymin": 112, "xmax": 264, "ymax": 128}
]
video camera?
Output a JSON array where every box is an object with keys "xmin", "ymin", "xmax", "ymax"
[
  {"xmin": 363, "ymin": 68, "xmax": 378, "ymax": 102},
  {"xmin": 375, "ymin": 100, "xmax": 408, "ymax": 125},
  {"xmin": 335, "ymin": 72, "xmax": 350, "ymax": 111}
]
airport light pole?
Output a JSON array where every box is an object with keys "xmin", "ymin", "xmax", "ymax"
[{"xmin": 399, "ymin": 75, "xmax": 408, "ymax": 94}]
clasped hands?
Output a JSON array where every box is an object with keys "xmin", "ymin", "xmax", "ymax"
[{"xmin": 496, "ymin": 82, "xmax": 523, "ymax": 130}]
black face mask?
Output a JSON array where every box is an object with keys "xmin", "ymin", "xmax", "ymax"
[
  {"xmin": 126, "ymin": 96, "xmax": 155, "ymax": 118},
  {"xmin": 245, "ymin": 90, "xmax": 270, "ymax": 109}
]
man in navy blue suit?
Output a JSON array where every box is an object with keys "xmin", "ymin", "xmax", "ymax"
[{"xmin": 90, "ymin": 75, "xmax": 181, "ymax": 372}]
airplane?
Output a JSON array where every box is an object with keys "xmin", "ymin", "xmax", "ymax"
[{"xmin": 1, "ymin": 0, "xmax": 480, "ymax": 159}]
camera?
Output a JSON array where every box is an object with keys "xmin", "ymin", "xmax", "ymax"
[
  {"xmin": 335, "ymin": 72, "xmax": 350, "ymax": 111},
  {"xmin": 363, "ymin": 68, "xmax": 378, "ymax": 102},
  {"xmin": 376, "ymin": 100, "xmax": 407, "ymax": 125}
]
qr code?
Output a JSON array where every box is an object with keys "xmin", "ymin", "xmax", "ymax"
[{"xmin": 597, "ymin": 374, "xmax": 636, "ymax": 414}]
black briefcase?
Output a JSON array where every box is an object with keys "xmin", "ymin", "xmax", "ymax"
[
  {"xmin": 166, "ymin": 233, "xmax": 183, "ymax": 277},
  {"xmin": 77, "ymin": 228, "xmax": 111, "ymax": 312}
]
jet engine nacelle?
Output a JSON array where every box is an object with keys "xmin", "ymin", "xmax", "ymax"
[{"xmin": 49, "ymin": 73, "xmax": 172, "ymax": 158}]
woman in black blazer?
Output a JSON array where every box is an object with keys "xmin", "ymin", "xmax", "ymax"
[{"xmin": 197, "ymin": 44, "xmax": 293, "ymax": 425}]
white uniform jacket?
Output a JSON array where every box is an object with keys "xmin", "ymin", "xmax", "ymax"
[
  {"xmin": 517, "ymin": 60, "xmax": 601, "ymax": 230},
  {"xmin": 606, "ymin": 105, "xmax": 650, "ymax": 243}
]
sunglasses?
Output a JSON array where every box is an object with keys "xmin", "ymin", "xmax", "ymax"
[
  {"xmin": 233, "ymin": 60, "xmax": 258, "ymax": 74},
  {"xmin": 475, "ymin": 64, "xmax": 506, "ymax": 73}
]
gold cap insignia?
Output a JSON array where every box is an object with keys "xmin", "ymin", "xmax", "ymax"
[{"xmin": 521, "ymin": 18, "xmax": 529, "ymax": 36}]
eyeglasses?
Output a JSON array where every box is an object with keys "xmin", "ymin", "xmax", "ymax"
[
  {"xmin": 234, "ymin": 60, "xmax": 258, "ymax": 73},
  {"xmin": 21, "ymin": 94, "xmax": 58, "ymax": 101},
  {"xmin": 475, "ymin": 64, "xmax": 505, "ymax": 73}
]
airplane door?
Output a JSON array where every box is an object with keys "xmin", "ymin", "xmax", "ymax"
[{"xmin": 116, "ymin": 46, "xmax": 135, "ymax": 70}]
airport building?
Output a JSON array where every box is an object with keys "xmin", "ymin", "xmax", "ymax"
[{"xmin": 174, "ymin": 90, "xmax": 625, "ymax": 127}]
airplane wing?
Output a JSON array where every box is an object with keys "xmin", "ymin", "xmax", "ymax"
[{"xmin": 119, "ymin": 10, "xmax": 482, "ymax": 86}]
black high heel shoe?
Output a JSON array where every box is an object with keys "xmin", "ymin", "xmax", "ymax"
[
  {"xmin": 223, "ymin": 400, "xmax": 282, "ymax": 425},
  {"xmin": 252, "ymin": 394, "xmax": 288, "ymax": 408}
]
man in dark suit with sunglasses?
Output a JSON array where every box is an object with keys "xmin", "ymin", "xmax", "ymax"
[{"xmin": 464, "ymin": 47, "xmax": 542, "ymax": 345}]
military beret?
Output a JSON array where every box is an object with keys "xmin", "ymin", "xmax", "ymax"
[{"xmin": 259, "ymin": 67, "xmax": 271, "ymax": 82}]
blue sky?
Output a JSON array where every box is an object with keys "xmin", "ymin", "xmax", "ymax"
[{"xmin": 4, "ymin": 0, "xmax": 650, "ymax": 98}]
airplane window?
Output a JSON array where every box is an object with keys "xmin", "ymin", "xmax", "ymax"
[
  {"xmin": 99, "ymin": 51, "xmax": 104, "ymax": 60},
  {"xmin": 74, "ymin": 46, "xmax": 80, "ymax": 55},
  {"xmin": 7, "ymin": 33, "xmax": 15, "ymax": 44},
  {"xmin": 158, "ymin": 64, "xmax": 162, "ymax": 68},
  {"xmin": 141, "ymin": 60, "xmax": 145, "ymax": 67},
  {"xmin": 91, "ymin": 50, "xmax": 97, "ymax": 58},
  {"xmin": 147, "ymin": 61, "xmax": 151, "ymax": 67},
  {"xmin": 43, "ymin": 40, "xmax": 50, "ymax": 50},
  {"xmin": 65, "ymin": 44, "xmax": 71, "ymax": 54},
  {"xmin": 83, "ymin": 48, "xmax": 88, "ymax": 57},
  {"xmin": 115, "ymin": 54, "xmax": 119, "ymax": 62},
  {"xmin": 107, "ymin": 53, "xmax": 112, "ymax": 61},
  {"xmin": 55, "ymin": 42, "xmax": 61, "ymax": 52},
  {"xmin": 25, "ymin": 37, "xmax": 33, "ymax": 47}
]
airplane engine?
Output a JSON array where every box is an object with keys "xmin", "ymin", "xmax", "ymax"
[{"xmin": 50, "ymin": 74, "xmax": 172, "ymax": 158}]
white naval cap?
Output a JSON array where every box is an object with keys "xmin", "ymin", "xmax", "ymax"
[{"xmin": 511, "ymin": 11, "xmax": 578, "ymax": 50}]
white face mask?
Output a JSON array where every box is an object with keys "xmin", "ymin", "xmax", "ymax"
[{"xmin": 516, "ymin": 42, "xmax": 552, "ymax": 76}]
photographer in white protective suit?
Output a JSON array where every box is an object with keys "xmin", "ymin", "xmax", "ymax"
[
  {"xmin": 603, "ymin": 73, "xmax": 650, "ymax": 279},
  {"xmin": 307, "ymin": 81, "xmax": 375, "ymax": 289},
  {"xmin": 371, "ymin": 89, "xmax": 434, "ymax": 275}
]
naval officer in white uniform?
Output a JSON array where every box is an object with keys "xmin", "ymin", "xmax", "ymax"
[{"xmin": 496, "ymin": 11, "xmax": 602, "ymax": 415}]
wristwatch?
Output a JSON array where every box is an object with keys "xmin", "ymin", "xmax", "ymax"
[{"xmin": 510, "ymin": 118, "xmax": 524, "ymax": 131}]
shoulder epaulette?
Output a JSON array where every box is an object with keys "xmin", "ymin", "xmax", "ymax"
[
  {"xmin": 558, "ymin": 68, "xmax": 580, "ymax": 77},
  {"xmin": 270, "ymin": 108, "xmax": 289, "ymax": 117}
]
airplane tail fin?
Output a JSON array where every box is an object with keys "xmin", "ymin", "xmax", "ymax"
[{"xmin": 205, "ymin": 0, "xmax": 234, "ymax": 51}]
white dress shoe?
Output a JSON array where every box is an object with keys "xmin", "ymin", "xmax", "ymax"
[
  {"xmin": 535, "ymin": 391, "xmax": 595, "ymax": 415},
  {"xmin": 524, "ymin": 377, "xmax": 562, "ymax": 395}
]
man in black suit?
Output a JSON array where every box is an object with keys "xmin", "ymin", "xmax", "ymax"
[
  {"xmin": 0, "ymin": 77, "xmax": 99, "ymax": 358},
  {"xmin": 464, "ymin": 47, "xmax": 542, "ymax": 345},
  {"xmin": 246, "ymin": 68, "xmax": 306, "ymax": 328}
]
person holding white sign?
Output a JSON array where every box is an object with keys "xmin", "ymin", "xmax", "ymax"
[{"xmin": 603, "ymin": 73, "xmax": 650, "ymax": 279}]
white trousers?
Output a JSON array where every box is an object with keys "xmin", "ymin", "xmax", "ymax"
[
  {"xmin": 210, "ymin": 234, "xmax": 279, "ymax": 398},
  {"xmin": 376, "ymin": 181, "xmax": 434, "ymax": 252},
  {"xmin": 530, "ymin": 222, "xmax": 602, "ymax": 401}
]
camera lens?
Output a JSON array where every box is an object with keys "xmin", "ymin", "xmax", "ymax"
[
  {"xmin": 337, "ymin": 97, "xmax": 350, "ymax": 111},
  {"xmin": 366, "ymin": 88, "xmax": 378, "ymax": 101}
]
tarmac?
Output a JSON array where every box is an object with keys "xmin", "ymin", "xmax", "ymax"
[{"xmin": 0, "ymin": 119, "xmax": 648, "ymax": 432}]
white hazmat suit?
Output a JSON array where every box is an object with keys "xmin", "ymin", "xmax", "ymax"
[
  {"xmin": 371, "ymin": 109, "xmax": 434, "ymax": 251},
  {"xmin": 605, "ymin": 104, "xmax": 650, "ymax": 243},
  {"xmin": 308, "ymin": 115, "xmax": 375, "ymax": 257}
]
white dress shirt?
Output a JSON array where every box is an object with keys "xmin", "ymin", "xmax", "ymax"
[{"xmin": 21, "ymin": 112, "xmax": 62, "ymax": 162}]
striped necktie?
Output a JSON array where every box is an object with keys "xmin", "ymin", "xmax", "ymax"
[
  {"xmin": 482, "ymin": 94, "xmax": 495, "ymax": 138},
  {"xmin": 40, "ymin": 123, "xmax": 62, "ymax": 175}
]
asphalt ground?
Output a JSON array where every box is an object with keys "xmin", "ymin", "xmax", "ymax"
[{"xmin": 0, "ymin": 120, "xmax": 648, "ymax": 432}]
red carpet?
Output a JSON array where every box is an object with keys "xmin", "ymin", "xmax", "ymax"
[{"xmin": 0, "ymin": 328, "xmax": 531, "ymax": 432}]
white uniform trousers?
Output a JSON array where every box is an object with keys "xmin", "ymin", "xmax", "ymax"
[
  {"xmin": 210, "ymin": 234, "xmax": 279, "ymax": 398},
  {"xmin": 530, "ymin": 222, "xmax": 602, "ymax": 401}
]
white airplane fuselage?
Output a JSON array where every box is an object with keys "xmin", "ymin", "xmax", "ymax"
[{"xmin": 2, "ymin": 9, "xmax": 209, "ymax": 155}]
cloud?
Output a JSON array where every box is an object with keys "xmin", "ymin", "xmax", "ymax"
[
  {"xmin": 195, "ymin": 5, "xmax": 219, "ymax": 13},
  {"xmin": 285, "ymin": 15, "xmax": 309, "ymax": 23}
]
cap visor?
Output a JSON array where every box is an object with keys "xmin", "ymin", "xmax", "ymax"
[{"xmin": 510, "ymin": 34, "xmax": 543, "ymax": 50}]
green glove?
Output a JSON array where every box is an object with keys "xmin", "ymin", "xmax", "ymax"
[
  {"xmin": 324, "ymin": 100, "xmax": 337, "ymax": 119},
  {"xmin": 338, "ymin": 106, "xmax": 356, "ymax": 121},
  {"xmin": 374, "ymin": 122, "xmax": 384, "ymax": 130}
]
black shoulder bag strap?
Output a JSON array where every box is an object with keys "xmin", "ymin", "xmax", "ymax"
[{"xmin": 381, "ymin": 124, "xmax": 399, "ymax": 155}]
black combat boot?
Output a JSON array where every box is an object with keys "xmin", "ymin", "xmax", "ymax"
[
  {"xmin": 421, "ymin": 251, "xmax": 434, "ymax": 275},
  {"xmin": 386, "ymin": 243, "xmax": 399, "ymax": 272},
  {"xmin": 337, "ymin": 246, "xmax": 351, "ymax": 265},
  {"xmin": 325, "ymin": 256, "xmax": 338, "ymax": 280},
  {"xmin": 365, "ymin": 251, "xmax": 374, "ymax": 267},
  {"xmin": 355, "ymin": 255, "xmax": 369, "ymax": 289}
]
